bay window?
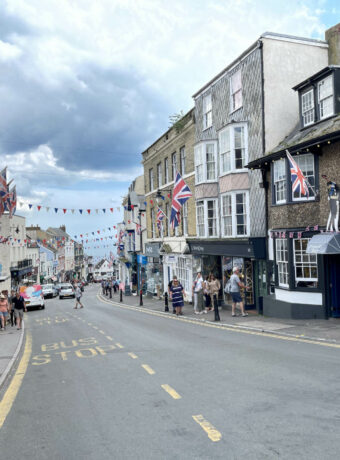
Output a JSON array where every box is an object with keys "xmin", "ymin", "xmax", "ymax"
[
  {"xmin": 194, "ymin": 142, "xmax": 217, "ymax": 184},
  {"xmin": 219, "ymin": 123, "xmax": 248, "ymax": 174},
  {"xmin": 196, "ymin": 199, "xmax": 218, "ymax": 237},
  {"xmin": 221, "ymin": 191, "xmax": 249, "ymax": 237},
  {"xmin": 276, "ymin": 238, "xmax": 288, "ymax": 287}
]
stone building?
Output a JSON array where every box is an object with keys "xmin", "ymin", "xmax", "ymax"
[
  {"xmin": 190, "ymin": 31, "xmax": 328, "ymax": 311},
  {"xmin": 248, "ymin": 23, "xmax": 340, "ymax": 319},
  {"xmin": 142, "ymin": 109, "xmax": 196, "ymax": 300}
]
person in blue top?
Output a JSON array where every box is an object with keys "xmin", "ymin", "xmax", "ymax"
[{"xmin": 170, "ymin": 277, "xmax": 185, "ymax": 316}]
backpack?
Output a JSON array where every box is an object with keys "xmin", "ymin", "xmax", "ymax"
[{"xmin": 224, "ymin": 280, "xmax": 232, "ymax": 294}]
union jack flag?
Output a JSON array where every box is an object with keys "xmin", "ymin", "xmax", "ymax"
[
  {"xmin": 0, "ymin": 167, "xmax": 9, "ymax": 216},
  {"xmin": 8, "ymin": 186, "xmax": 16, "ymax": 218},
  {"xmin": 170, "ymin": 171, "xmax": 192, "ymax": 229},
  {"xmin": 156, "ymin": 207, "xmax": 166, "ymax": 232},
  {"xmin": 286, "ymin": 150, "xmax": 309, "ymax": 197}
]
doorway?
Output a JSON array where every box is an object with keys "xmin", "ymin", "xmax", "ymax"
[{"xmin": 329, "ymin": 255, "xmax": 340, "ymax": 318}]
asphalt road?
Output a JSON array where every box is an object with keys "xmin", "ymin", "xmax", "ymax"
[{"xmin": 0, "ymin": 285, "xmax": 340, "ymax": 460}]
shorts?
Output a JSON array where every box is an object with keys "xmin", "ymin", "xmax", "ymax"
[
  {"xmin": 76, "ymin": 296, "xmax": 81, "ymax": 301},
  {"xmin": 0, "ymin": 311, "xmax": 8, "ymax": 318},
  {"xmin": 14, "ymin": 309, "xmax": 24, "ymax": 319},
  {"xmin": 231, "ymin": 292, "xmax": 243, "ymax": 303}
]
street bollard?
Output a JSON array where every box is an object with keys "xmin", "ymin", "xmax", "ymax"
[
  {"xmin": 164, "ymin": 292, "xmax": 169, "ymax": 312},
  {"xmin": 139, "ymin": 289, "xmax": 143, "ymax": 306},
  {"xmin": 213, "ymin": 295, "xmax": 220, "ymax": 321},
  {"xmin": 120, "ymin": 289, "xmax": 123, "ymax": 303}
]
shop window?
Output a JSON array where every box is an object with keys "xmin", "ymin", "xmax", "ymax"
[
  {"xmin": 275, "ymin": 238, "xmax": 288, "ymax": 287},
  {"xmin": 293, "ymin": 238, "xmax": 318, "ymax": 288}
]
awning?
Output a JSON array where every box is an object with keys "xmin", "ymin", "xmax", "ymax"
[{"xmin": 306, "ymin": 233, "xmax": 340, "ymax": 254}]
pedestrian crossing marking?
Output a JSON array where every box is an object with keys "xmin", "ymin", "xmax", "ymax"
[
  {"xmin": 161, "ymin": 384, "xmax": 181, "ymax": 399},
  {"xmin": 128, "ymin": 352, "xmax": 138, "ymax": 359},
  {"xmin": 106, "ymin": 336, "xmax": 113, "ymax": 341},
  {"xmin": 116, "ymin": 343, "xmax": 124, "ymax": 349},
  {"xmin": 142, "ymin": 364, "xmax": 155, "ymax": 375},
  {"xmin": 93, "ymin": 326, "xmax": 99, "ymax": 330},
  {"xmin": 192, "ymin": 415, "xmax": 222, "ymax": 442},
  {"xmin": 99, "ymin": 330, "xmax": 105, "ymax": 334}
]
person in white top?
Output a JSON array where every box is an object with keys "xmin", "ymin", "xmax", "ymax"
[
  {"xmin": 192, "ymin": 272, "xmax": 204, "ymax": 314},
  {"xmin": 74, "ymin": 284, "xmax": 84, "ymax": 309}
]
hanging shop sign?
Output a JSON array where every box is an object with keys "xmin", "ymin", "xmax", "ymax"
[{"xmin": 145, "ymin": 243, "xmax": 161, "ymax": 257}]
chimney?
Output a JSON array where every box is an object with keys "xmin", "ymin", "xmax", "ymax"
[
  {"xmin": 60, "ymin": 225, "xmax": 66, "ymax": 232},
  {"xmin": 325, "ymin": 23, "xmax": 340, "ymax": 65}
]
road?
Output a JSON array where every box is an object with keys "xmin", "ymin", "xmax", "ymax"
[{"xmin": 0, "ymin": 285, "xmax": 340, "ymax": 459}]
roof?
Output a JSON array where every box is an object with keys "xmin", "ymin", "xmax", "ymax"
[
  {"xmin": 293, "ymin": 65, "xmax": 340, "ymax": 91},
  {"xmin": 46, "ymin": 227, "xmax": 70, "ymax": 239},
  {"xmin": 248, "ymin": 113, "xmax": 340, "ymax": 168}
]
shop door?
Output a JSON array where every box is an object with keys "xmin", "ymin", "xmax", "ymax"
[{"xmin": 329, "ymin": 255, "xmax": 340, "ymax": 318}]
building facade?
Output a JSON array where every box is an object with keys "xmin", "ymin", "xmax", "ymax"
[{"xmin": 191, "ymin": 31, "xmax": 328, "ymax": 310}]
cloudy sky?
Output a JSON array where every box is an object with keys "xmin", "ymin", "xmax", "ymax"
[{"xmin": 0, "ymin": 0, "xmax": 339, "ymax": 257}]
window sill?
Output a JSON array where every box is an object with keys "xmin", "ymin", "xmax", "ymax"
[
  {"xmin": 202, "ymin": 125, "xmax": 213, "ymax": 132},
  {"xmin": 219, "ymin": 169, "xmax": 249, "ymax": 178},
  {"xmin": 195, "ymin": 180, "xmax": 218, "ymax": 186},
  {"xmin": 271, "ymin": 196, "xmax": 318, "ymax": 207},
  {"xmin": 229, "ymin": 106, "xmax": 243, "ymax": 116}
]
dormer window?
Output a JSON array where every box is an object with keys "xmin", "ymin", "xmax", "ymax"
[
  {"xmin": 301, "ymin": 90, "xmax": 314, "ymax": 127},
  {"xmin": 318, "ymin": 75, "xmax": 333, "ymax": 119}
]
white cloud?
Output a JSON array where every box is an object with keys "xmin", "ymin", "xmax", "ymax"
[{"xmin": 0, "ymin": 39, "xmax": 21, "ymax": 60}]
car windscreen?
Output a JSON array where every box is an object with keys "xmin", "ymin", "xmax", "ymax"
[
  {"xmin": 42, "ymin": 285, "xmax": 53, "ymax": 289},
  {"xmin": 61, "ymin": 285, "xmax": 73, "ymax": 289}
]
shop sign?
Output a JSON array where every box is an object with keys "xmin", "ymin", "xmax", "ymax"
[
  {"xmin": 145, "ymin": 243, "xmax": 161, "ymax": 257},
  {"xmin": 164, "ymin": 255, "xmax": 177, "ymax": 263},
  {"xmin": 137, "ymin": 255, "xmax": 148, "ymax": 265}
]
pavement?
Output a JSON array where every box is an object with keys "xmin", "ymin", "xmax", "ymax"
[
  {"xmin": 104, "ymin": 288, "xmax": 340, "ymax": 344},
  {"xmin": 0, "ymin": 322, "xmax": 24, "ymax": 389}
]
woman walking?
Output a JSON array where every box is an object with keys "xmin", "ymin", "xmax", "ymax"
[
  {"xmin": 0, "ymin": 293, "xmax": 9, "ymax": 330},
  {"xmin": 208, "ymin": 274, "xmax": 221, "ymax": 321},
  {"xmin": 170, "ymin": 278, "xmax": 185, "ymax": 316}
]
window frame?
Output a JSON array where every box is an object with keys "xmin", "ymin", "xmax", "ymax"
[
  {"xmin": 318, "ymin": 75, "xmax": 334, "ymax": 120},
  {"xmin": 182, "ymin": 201, "xmax": 188, "ymax": 236},
  {"xmin": 301, "ymin": 89, "xmax": 315, "ymax": 127},
  {"xmin": 150, "ymin": 208, "xmax": 155, "ymax": 237},
  {"xmin": 164, "ymin": 157, "xmax": 169, "ymax": 184},
  {"xmin": 220, "ymin": 191, "xmax": 250, "ymax": 238},
  {"xmin": 218, "ymin": 123, "xmax": 248, "ymax": 175},
  {"xmin": 180, "ymin": 146, "xmax": 186, "ymax": 175},
  {"xmin": 149, "ymin": 168, "xmax": 154, "ymax": 192},
  {"xmin": 291, "ymin": 153, "xmax": 316, "ymax": 203},
  {"xmin": 203, "ymin": 93, "xmax": 212, "ymax": 130},
  {"xmin": 195, "ymin": 198, "xmax": 219, "ymax": 238},
  {"xmin": 157, "ymin": 162, "xmax": 162, "ymax": 188},
  {"xmin": 275, "ymin": 238, "xmax": 289, "ymax": 288},
  {"xmin": 194, "ymin": 141, "xmax": 217, "ymax": 184},
  {"xmin": 273, "ymin": 158, "xmax": 287, "ymax": 204},
  {"xmin": 230, "ymin": 70, "xmax": 242, "ymax": 113},
  {"xmin": 172, "ymin": 152, "xmax": 177, "ymax": 181},
  {"xmin": 293, "ymin": 238, "xmax": 318, "ymax": 286}
]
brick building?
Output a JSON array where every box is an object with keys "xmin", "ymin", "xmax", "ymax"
[{"xmin": 142, "ymin": 109, "xmax": 196, "ymax": 300}]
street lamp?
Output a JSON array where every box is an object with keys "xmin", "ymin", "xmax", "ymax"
[{"xmin": 155, "ymin": 188, "xmax": 172, "ymax": 206}]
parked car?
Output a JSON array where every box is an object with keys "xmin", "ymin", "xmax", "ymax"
[
  {"xmin": 20, "ymin": 285, "xmax": 45, "ymax": 310},
  {"xmin": 59, "ymin": 283, "xmax": 75, "ymax": 299},
  {"xmin": 42, "ymin": 284, "xmax": 57, "ymax": 298}
]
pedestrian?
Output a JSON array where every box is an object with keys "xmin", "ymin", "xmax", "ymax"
[
  {"xmin": 0, "ymin": 293, "xmax": 9, "ymax": 331},
  {"xmin": 230, "ymin": 267, "xmax": 248, "ymax": 317},
  {"xmin": 9, "ymin": 289, "xmax": 16, "ymax": 327},
  {"xmin": 113, "ymin": 278, "xmax": 117, "ymax": 293},
  {"xmin": 109, "ymin": 279, "xmax": 113, "ymax": 298},
  {"xmin": 168, "ymin": 276, "xmax": 176, "ymax": 314},
  {"xmin": 203, "ymin": 275, "xmax": 211, "ymax": 312},
  {"xmin": 12, "ymin": 291, "xmax": 27, "ymax": 330},
  {"xmin": 192, "ymin": 272, "xmax": 204, "ymax": 314},
  {"xmin": 208, "ymin": 274, "xmax": 221, "ymax": 321},
  {"xmin": 101, "ymin": 280, "xmax": 105, "ymax": 295},
  {"xmin": 74, "ymin": 284, "xmax": 84, "ymax": 309},
  {"xmin": 170, "ymin": 277, "xmax": 185, "ymax": 316}
]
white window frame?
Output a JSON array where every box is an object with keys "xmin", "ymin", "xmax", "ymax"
[
  {"xmin": 293, "ymin": 238, "xmax": 318, "ymax": 286},
  {"xmin": 276, "ymin": 238, "xmax": 289, "ymax": 288},
  {"xmin": 301, "ymin": 89, "xmax": 314, "ymax": 127},
  {"xmin": 291, "ymin": 153, "xmax": 315, "ymax": 202},
  {"xmin": 172, "ymin": 152, "xmax": 177, "ymax": 181},
  {"xmin": 182, "ymin": 201, "xmax": 188, "ymax": 236},
  {"xmin": 203, "ymin": 93, "xmax": 212, "ymax": 130},
  {"xmin": 164, "ymin": 157, "xmax": 169, "ymax": 184},
  {"xmin": 195, "ymin": 199, "xmax": 218, "ymax": 238},
  {"xmin": 149, "ymin": 168, "xmax": 154, "ymax": 192},
  {"xmin": 180, "ymin": 146, "xmax": 186, "ymax": 175},
  {"xmin": 318, "ymin": 75, "xmax": 334, "ymax": 120},
  {"xmin": 218, "ymin": 123, "xmax": 248, "ymax": 175},
  {"xmin": 194, "ymin": 141, "xmax": 217, "ymax": 184},
  {"xmin": 230, "ymin": 70, "xmax": 242, "ymax": 113},
  {"xmin": 157, "ymin": 162, "xmax": 162, "ymax": 188},
  {"xmin": 176, "ymin": 256, "xmax": 190, "ymax": 294},
  {"xmin": 220, "ymin": 191, "xmax": 249, "ymax": 237},
  {"xmin": 273, "ymin": 158, "xmax": 287, "ymax": 204}
]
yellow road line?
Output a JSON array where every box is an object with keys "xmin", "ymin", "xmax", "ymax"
[
  {"xmin": 192, "ymin": 415, "xmax": 222, "ymax": 442},
  {"xmin": 161, "ymin": 384, "xmax": 181, "ymax": 400},
  {"xmin": 142, "ymin": 364, "xmax": 155, "ymax": 375},
  {"xmin": 93, "ymin": 326, "xmax": 98, "ymax": 330},
  {"xmin": 99, "ymin": 330, "xmax": 105, "ymax": 334},
  {"xmin": 97, "ymin": 293, "xmax": 340, "ymax": 349},
  {"xmin": 116, "ymin": 343, "xmax": 124, "ymax": 349},
  {"xmin": 0, "ymin": 332, "xmax": 32, "ymax": 429},
  {"xmin": 106, "ymin": 336, "xmax": 113, "ymax": 341},
  {"xmin": 128, "ymin": 352, "xmax": 138, "ymax": 359}
]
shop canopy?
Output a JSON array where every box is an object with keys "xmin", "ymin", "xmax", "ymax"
[{"xmin": 306, "ymin": 233, "xmax": 340, "ymax": 254}]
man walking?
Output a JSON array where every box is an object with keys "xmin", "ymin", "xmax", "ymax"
[
  {"xmin": 74, "ymin": 284, "xmax": 84, "ymax": 309},
  {"xmin": 230, "ymin": 267, "xmax": 248, "ymax": 317},
  {"xmin": 13, "ymin": 291, "xmax": 27, "ymax": 330}
]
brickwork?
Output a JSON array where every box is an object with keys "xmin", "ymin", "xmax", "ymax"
[
  {"xmin": 268, "ymin": 141, "xmax": 340, "ymax": 229},
  {"xmin": 142, "ymin": 109, "xmax": 196, "ymax": 240}
]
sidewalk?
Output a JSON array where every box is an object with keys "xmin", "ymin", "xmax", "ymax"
[
  {"xmin": 0, "ymin": 324, "xmax": 24, "ymax": 390},
  {"xmin": 103, "ymin": 290, "xmax": 340, "ymax": 344}
]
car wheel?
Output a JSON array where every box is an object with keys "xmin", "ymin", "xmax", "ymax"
[
  {"xmin": 59, "ymin": 296, "xmax": 62, "ymax": 299},
  {"xmin": 41, "ymin": 304, "xmax": 45, "ymax": 310}
]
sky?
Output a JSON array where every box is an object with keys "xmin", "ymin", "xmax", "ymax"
[{"xmin": 0, "ymin": 0, "xmax": 339, "ymax": 257}]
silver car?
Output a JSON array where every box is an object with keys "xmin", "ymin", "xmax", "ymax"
[
  {"xmin": 59, "ymin": 283, "xmax": 75, "ymax": 299},
  {"xmin": 42, "ymin": 284, "xmax": 57, "ymax": 299}
]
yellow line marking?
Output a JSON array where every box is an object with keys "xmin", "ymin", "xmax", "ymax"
[
  {"xmin": 99, "ymin": 330, "xmax": 105, "ymax": 334},
  {"xmin": 128, "ymin": 352, "xmax": 138, "ymax": 359},
  {"xmin": 0, "ymin": 332, "xmax": 32, "ymax": 429},
  {"xmin": 106, "ymin": 336, "xmax": 113, "ymax": 341},
  {"xmin": 97, "ymin": 293, "xmax": 340, "ymax": 349},
  {"xmin": 192, "ymin": 415, "xmax": 222, "ymax": 442},
  {"xmin": 116, "ymin": 343, "xmax": 124, "ymax": 349},
  {"xmin": 161, "ymin": 384, "xmax": 181, "ymax": 399},
  {"xmin": 142, "ymin": 364, "xmax": 155, "ymax": 375},
  {"xmin": 93, "ymin": 326, "xmax": 98, "ymax": 330}
]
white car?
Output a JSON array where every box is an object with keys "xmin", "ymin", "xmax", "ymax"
[
  {"xmin": 59, "ymin": 283, "xmax": 75, "ymax": 299},
  {"xmin": 42, "ymin": 284, "xmax": 57, "ymax": 299},
  {"xmin": 20, "ymin": 285, "xmax": 45, "ymax": 311}
]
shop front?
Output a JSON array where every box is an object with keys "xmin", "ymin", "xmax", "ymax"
[
  {"xmin": 163, "ymin": 254, "xmax": 193, "ymax": 302},
  {"xmin": 137, "ymin": 255, "xmax": 148, "ymax": 293},
  {"xmin": 188, "ymin": 238, "xmax": 266, "ymax": 310},
  {"xmin": 145, "ymin": 243, "xmax": 163, "ymax": 297}
]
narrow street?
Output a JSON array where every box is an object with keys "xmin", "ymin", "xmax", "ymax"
[{"xmin": 0, "ymin": 285, "xmax": 339, "ymax": 459}]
